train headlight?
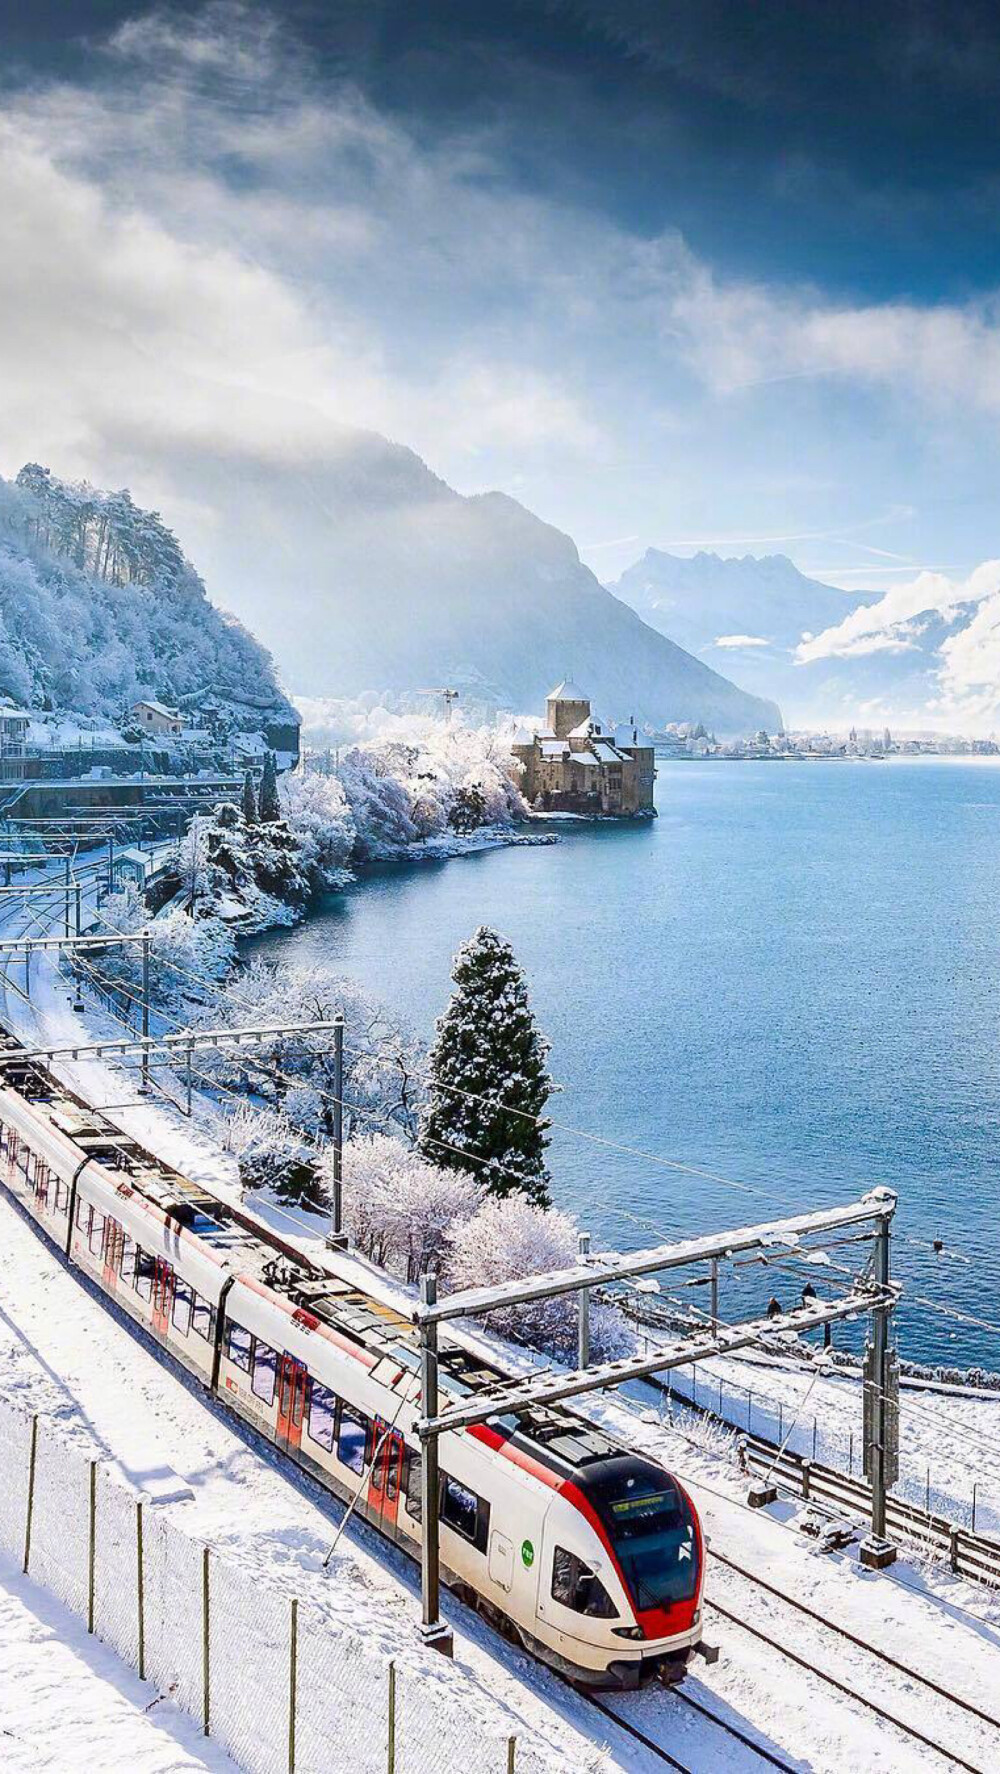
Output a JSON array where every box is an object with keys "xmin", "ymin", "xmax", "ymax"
[{"xmin": 611, "ymin": 1625, "xmax": 645, "ymax": 1641}]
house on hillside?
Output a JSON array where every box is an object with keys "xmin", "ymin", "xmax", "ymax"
[
  {"xmin": 132, "ymin": 699, "xmax": 183, "ymax": 736},
  {"xmin": 512, "ymin": 680, "xmax": 656, "ymax": 817},
  {"xmin": 0, "ymin": 707, "xmax": 31, "ymax": 781}
]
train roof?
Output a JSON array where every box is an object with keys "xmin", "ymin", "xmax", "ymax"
[{"xmin": 0, "ymin": 1033, "xmax": 628, "ymax": 1475}]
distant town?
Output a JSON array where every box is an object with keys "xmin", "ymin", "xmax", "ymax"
[{"xmin": 653, "ymin": 723, "xmax": 1000, "ymax": 761}]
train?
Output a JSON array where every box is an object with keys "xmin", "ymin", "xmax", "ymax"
[{"xmin": 0, "ymin": 1033, "xmax": 706, "ymax": 1690}]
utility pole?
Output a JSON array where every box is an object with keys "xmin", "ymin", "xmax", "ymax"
[
  {"xmin": 64, "ymin": 855, "xmax": 71, "ymax": 939},
  {"xmin": 107, "ymin": 835, "xmax": 115, "ymax": 895},
  {"xmin": 326, "ymin": 1018, "xmax": 347, "ymax": 1249},
  {"xmin": 577, "ymin": 1230, "xmax": 591, "ymax": 1368},
  {"xmin": 418, "ymin": 1273, "xmax": 453, "ymax": 1657},
  {"xmin": 860, "ymin": 1191, "xmax": 898, "ymax": 1569},
  {"xmin": 139, "ymin": 931, "xmax": 151, "ymax": 1094},
  {"xmin": 709, "ymin": 1257, "xmax": 719, "ymax": 1329}
]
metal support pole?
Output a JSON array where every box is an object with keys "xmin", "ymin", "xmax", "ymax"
[
  {"xmin": 74, "ymin": 883, "xmax": 81, "ymax": 938},
  {"xmin": 577, "ymin": 1230, "xmax": 591, "ymax": 1369},
  {"xmin": 140, "ymin": 932, "xmax": 151, "ymax": 1093},
  {"xmin": 860, "ymin": 1203, "xmax": 897, "ymax": 1569},
  {"xmin": 419, "ymin": 1274, "xmax": 453, "ymax": 1657},
  {"xmin": 186, "ymin": 1041, "xmax": 193, "ymax": 1117},
  {"xmin": 326, "ymin": 1017, "xmax": 347, "ymax": 1249},
  {"xmin": 64, "ymin": 854, "xmax": 71, "ymax": 939},
  {"xmin": 709, "ymin": 1257, "xmax": 719, "ymax": 1328},
  {"xmin": 107, "ymin": 835, "xmax": 114, "ymax": 894}
]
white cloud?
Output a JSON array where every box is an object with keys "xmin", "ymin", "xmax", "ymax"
[
  {"xmin": 713, "ymin": 634, "xmax": 770, "ymax": 649},
  {"xmin": 795, "ymin": 563, "xmax": 1000, "ymax": 664}
]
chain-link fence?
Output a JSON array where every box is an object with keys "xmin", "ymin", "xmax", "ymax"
[{"xmin": 0, "ymin": 1396, "xmax": 577, "ymax": 1773}]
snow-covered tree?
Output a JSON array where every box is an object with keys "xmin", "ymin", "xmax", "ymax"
[
  {"xmin": 259, "ymin": 751, "xmax": 280, "ymax": 822},
  {"xmin": 223, "ymin": 1104, "xmax": 317, "ymax": 1207},
  {"xmin": 241, "ymin": 771, "xmax": 258, "ymax": 825},
  {"xmin": 446, "ymin": 1196, "xmax": 622, "ymax": 1358},
  {"xmin": 328, "ymin": 1133, "xmax": 481, "ymax": 1280},
  {"xmin": 420, "ymin": 926, "xmax": 551, "ymax": 1205},
  {"xmin": 191, "ymin": 960, "xmax": 423, "ymax": 1140},
  {"xmin": 279, "ymin": 768, "xmax": 356, "ymax": 889}
]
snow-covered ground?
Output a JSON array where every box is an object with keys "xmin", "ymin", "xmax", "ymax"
[
  {"xmin": 4, "ymin": 854, "xmax": 1000, "ymax": 1771},
  {"xmin": 0, "ymin": 1552, "xmax": 236, "ymax": 1773}
]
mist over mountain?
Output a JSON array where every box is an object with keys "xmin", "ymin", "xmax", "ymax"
[{"xmin": 171, "ymin": 433, "xmax": 781, "ymax": 737}]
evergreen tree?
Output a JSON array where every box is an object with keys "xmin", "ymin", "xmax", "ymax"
[
  {"xmin": 241, "ymin": 770, "xmax": 258, "ymax": 824},
  {"xmin": 259, "ymin": 750, "xmax": 280, "ymax": 822},
  {"xmin": 420, "ymin": 926, "xmax": 552, "ymax": 1206}
]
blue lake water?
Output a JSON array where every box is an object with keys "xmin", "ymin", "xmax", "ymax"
[{"xmin": 257, "ymin": 759, "xmax": 1000, "ymax": 1369}]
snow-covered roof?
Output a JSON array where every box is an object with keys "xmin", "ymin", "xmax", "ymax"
[
  {"xmin": 547, "ymin": 679, "xmax": 589, "ymax": 703},
  {"xmin": 568, "ymin": 716, "xmax": 601, "ymax": 739},
  {"xmin": 610, "ymin": 722, "xmax": 644, "ymax": 749},
  {"xmin": 539, "ymin": 739, "xmax": 568, "ymax": 758},
  {"xmin": 570, "ymin": 749, "xmax": 600, "ymax": 767},
  {"xmin": 510, "ymin": 727, "xmax": 535, "ymax": 747},
  {"xmin": 132, "ymin": 699, "xmax": 180, "ymax": 719},
  {"xmin": 593, "ymin": 741, "xmax": 624, "ymax": 764}
]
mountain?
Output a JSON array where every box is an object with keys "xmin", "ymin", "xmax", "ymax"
[
  {"xmin": 174, "ymin": 435, "xmax": 781, "ymax": 736},
  {"xmin": 610, "ymin": 549, "xmax": 879, "ymax": 724},
  {"xmin": 0, "ymin": 465, "xmax": 296, "ymax": 743}
]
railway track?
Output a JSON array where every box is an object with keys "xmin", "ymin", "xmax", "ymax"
[{"xmin": 702, "ymin": 1549, "xmax": 1000, "ymax": 1773}]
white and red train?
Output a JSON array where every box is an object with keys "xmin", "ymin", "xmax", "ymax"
[{"xmin": 0, "ymin": 1039, "xmax": 705, "ymax": 1689}]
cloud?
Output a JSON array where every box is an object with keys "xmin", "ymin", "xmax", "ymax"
[
  {"xmin": 794, "ymin": 563, "xmax": 1000, "ymax": 663},
  {"xmin": 713, "ymin": 634, "xmax": 770, "ymax": 649}
]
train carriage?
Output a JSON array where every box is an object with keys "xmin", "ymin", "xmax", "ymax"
[{"xmin": 0, "ymin": 1046, "xmax": 705, "ymax": 1689}]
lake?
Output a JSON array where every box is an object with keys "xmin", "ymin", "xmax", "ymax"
[{"xmin": 256, "ymin": 758, "xmax": 1000, "ymax": 1369}]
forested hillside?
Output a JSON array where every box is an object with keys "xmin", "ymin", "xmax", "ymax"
[{"xmin": 0, "ymin": 465, "xmax": 295, "ymax": 731}]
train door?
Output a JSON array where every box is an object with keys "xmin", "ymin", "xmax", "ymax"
[
  {"xmin": 31, "ymin": 1159, "xmax": 49, "ymax": 1214},
  {"xmin": 276, "ymin": 1355, "xmax": 308, "ymax": 1452},
  {"xmin": 368, "ymin": 1420, "xmax": 404, "ymax": 1528},
  {"xmin": 103, "ymin": 1218, "xmax": 124, "ymax": 1289},
  {"xmin": 151, "ymin": 1258, "xmax": 175, "ymax": 1335}
]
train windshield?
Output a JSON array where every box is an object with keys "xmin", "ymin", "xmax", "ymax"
[{"xmin": 590, "ymin": 1466, "xmax": 698, "ymax": 1610}]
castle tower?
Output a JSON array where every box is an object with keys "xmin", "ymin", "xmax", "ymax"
[{"xmin": 546, "ymin": 678, "xmax": 591, "ymax": 741}]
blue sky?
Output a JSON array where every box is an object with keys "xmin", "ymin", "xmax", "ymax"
[{"xmin": 1, "ymin": 2, "xmax": 999, "ymax": 624}]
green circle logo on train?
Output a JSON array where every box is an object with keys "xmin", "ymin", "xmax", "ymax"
[{"xmin": 521, "ymin": 1539, "xmax": 534, "ymax": 1568}]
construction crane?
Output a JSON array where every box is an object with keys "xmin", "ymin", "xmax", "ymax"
[{"xmin": 417, "ymin": 688, "xmax": 460, "ymax": 725}]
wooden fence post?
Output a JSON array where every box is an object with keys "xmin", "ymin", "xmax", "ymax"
[
  {"xmin": 950, "ymin": 1525, "xmax": 961, "ymax": 1574},
  {"xmin": 88, "ymin": 1460, "xmax": 97, "ymax": 1633},
  {"xmin": 288, "ymin": 1598, "xmax": 298, "ymax": 1774},
  {"xmin": 507, "ymin": 1736, "xmax": 516, "ymax": 1773},
  {"xmin": 23, "ymin": 1415, "xmax": 38, "ymax": 1574},
  {"xmin": 387, "ymin": 1661, "xmax": 396, "ymax": 1774},
  {"xmin": 202, "ymin": 1546, "xmax": 211, "ymax": 1736},
  {"xmin": 137, "ymin": 1501, "xmax": 145, "ymax": 1681}
]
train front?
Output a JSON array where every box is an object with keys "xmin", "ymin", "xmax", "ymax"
[{"xmin": 540, "ymin": 1453, "xmax": 705, "ymax": 1689}]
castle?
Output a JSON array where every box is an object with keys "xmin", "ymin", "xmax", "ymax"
[{"xmin": 512, "ymin": 681, "xmax": 656, "ymax": 817}]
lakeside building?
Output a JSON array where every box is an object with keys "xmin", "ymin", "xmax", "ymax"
[{"xmin": 512, "ymin": 681, "xmax": 656, "ymax": 816}]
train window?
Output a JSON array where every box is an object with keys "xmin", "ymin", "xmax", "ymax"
[
  {"xmin": 441, "ymin": 1476, "xmax": 489, "ymax": 1551},
  {"xmin": 54, "ymin": 1178, "xmax": 69, "ymax": 1214},
  {"xmin": 337, "ymin": 1405, "xmax": 370, "ymax": 1475},
  {"xmin": 89, "ymin": 1212, "xmax": 106, "ymax": 1254},
  {"xmin": 402, "ymin": 1449, "xmax": 422, "ymax": 1522},
  {"xmin": 134, "ymin": 1250, "xmax": 156, "ymax": 1300},
  {"xmin": 227, "ymin": 1323, "xmax": 252, "ymax": 1373},
  {"xmin": 119, "ymin": 1236, "xmax": 136, "ymax": 1283},
  {"xmin": 191, "ymin": 1294, "xmax": 214, "ymax": 1340},
  {"xmin": 251, "ymin": 1339, "xmax": 278, "ymax": 1405},
  {"xmin": 172, "ymin": 1281, "xmax": 193, "ymax": 1336},
  {"xmin": 550, "ymin": 1548, "xmax": 618, "ymax": 1619},
  {"xmin": 307, "ymin": 1381, "xmax": 337, "ymax": 1451},
  {"xmin": 76, "ymin": 1199, "xmax": 92, "ymax": 1234}
]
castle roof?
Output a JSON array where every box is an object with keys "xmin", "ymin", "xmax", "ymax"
[{"xmin": 547, "ymin": 679, "xmax": 589, "ymax": 703}]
